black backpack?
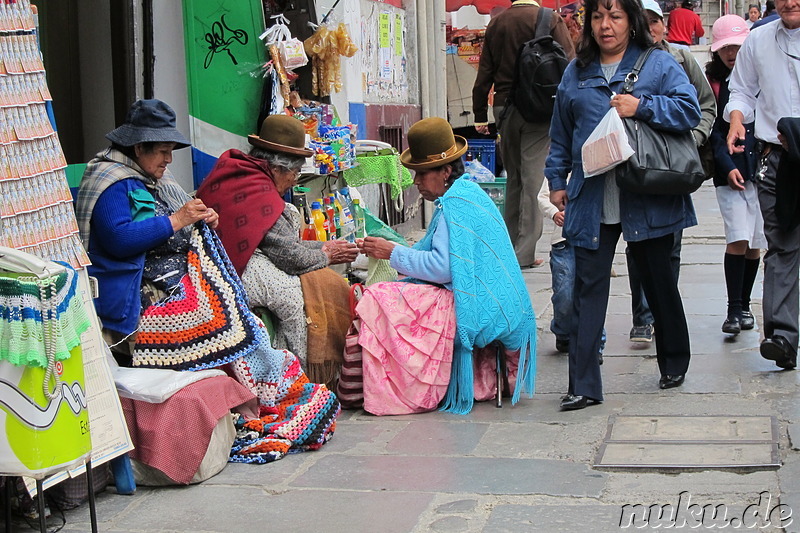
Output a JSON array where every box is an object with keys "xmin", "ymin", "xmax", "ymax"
[{"xmin": 505, "ymin": 8, "xmax": 569, "ymax": 123}]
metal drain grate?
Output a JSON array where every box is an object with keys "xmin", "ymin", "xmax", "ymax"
[{"xmin": 594, "ymin": 416, "xmax": 780, "ymax": 469}]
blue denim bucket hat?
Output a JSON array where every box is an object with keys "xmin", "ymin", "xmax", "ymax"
[{"xmin": 105, "ymin": 99, "xmax": 190, "ymax": 149}]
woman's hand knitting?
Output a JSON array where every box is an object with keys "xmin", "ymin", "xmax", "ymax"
[
  {"xmin": 357, "ymin": 236, "xmax": 396, "ymax": 261},
  {"xmin": 170, "ymin": 198, "xmax": 218, "ymax": 231},
  {"xmin": 322, "ymin": 240, "xmax": 359, "ymax": 265}
]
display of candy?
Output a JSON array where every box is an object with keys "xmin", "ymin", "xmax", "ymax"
[{"xmin": 0, "ymin": 2, "xmax": 90, "ymax": 269}]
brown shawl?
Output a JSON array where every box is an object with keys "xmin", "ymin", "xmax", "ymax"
[{"xmin": 300, "ymin": 267, "xmax": 351, "ymax": 389}]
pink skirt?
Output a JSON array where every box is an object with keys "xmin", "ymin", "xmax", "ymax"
[{"xmin": 356, "ymin": 282, "xmax": 518, "ymax": 416}]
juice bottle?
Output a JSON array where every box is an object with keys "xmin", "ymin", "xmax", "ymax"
[{"xmin": 310, "ymin": 202, "xmax": 327, "ymax": 241}]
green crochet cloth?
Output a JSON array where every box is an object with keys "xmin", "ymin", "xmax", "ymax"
[
  {"xmin": 366, "ymin": 258, "xmax": 398, "ymax": 286},
  {"xmin": 342, "ymin": 153, "xmax": 413, "ymax": 199},
  {"xmin": 0, "ymin": 266, "xmax": 91, "ymax": 368}
]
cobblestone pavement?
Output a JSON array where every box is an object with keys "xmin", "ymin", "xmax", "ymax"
[{"xmin": 56, "ymin": 182, "xmax": 800, "ymax": 533}]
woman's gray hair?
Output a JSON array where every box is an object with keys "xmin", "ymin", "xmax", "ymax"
[{"xmin": 249, "ymin": 146, "xmax": 306, "ymax": 172}]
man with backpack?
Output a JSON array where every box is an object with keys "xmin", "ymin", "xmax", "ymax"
[{"xmin": 472, "ymin": 0, "xmax": 575, "ymax": 269}]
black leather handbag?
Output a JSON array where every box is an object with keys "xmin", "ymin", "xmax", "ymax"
[{"xmin": 615, "ymin": 47, "xmax": 705, "ymax": 195}]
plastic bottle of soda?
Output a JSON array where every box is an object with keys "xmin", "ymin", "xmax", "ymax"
[
  {"xmin": 310, "ymin": 202, "xmax": 327, "ymax": 241},
  {"xmin": 323, "ymin": 196, "xmax": 337, "ymax": 240}
]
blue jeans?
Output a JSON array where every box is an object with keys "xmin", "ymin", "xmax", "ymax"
[{"xmin": 551, "ymin": 241, "xmax": 606, "ymax": 353}]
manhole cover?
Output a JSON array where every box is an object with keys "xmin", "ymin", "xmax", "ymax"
[{"xmin": 594, "ymin": 416, "xmax": 780, "ymax": 469}]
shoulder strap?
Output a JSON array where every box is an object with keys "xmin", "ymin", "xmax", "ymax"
[
  {"xmin": 534, "ymin": 7, "xmax": 552, "ymax": 39},
  {"xmin": 621, "ymin": 46, "xmax": 657, "ymax": 94}
]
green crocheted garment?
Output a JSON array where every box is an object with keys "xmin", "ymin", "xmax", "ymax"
[
  {"xmin": 342, "ymin": 153, "xmax": 413, "ymax": 199},
  {"xmin": 0, "ymin": 266, "xmax": 91, "ymax": 368}
]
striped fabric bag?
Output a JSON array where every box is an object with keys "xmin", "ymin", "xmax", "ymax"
[{"xmin": 336, "ymin": 283, "xmax": 364, "ymax": 409}]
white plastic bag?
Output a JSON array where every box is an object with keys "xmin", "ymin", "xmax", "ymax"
[
  {"xmin": 259, "ymin": 15, "xmax": 308, "ymax": 70},
  {"xmin": 581, "ymin": 107, "xmax": 634, "ymax": 177},
  {"xmin": 465, "ymin": 159, "xmax": 496, "ymax": 182}
]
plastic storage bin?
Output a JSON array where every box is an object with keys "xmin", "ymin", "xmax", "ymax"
[
  {"xmin": 466, "ymin": 139, "xmax": 497, "ymax": 175},
  {"xmin": 478, "ymin": 178, "xmax": 506, "ymax": 216}
]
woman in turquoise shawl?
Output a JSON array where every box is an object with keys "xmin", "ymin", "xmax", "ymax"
[{"xmin": 357, "ymin": 118, "xmax": 536, "ymax": 415}]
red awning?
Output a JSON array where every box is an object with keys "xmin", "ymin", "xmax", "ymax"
[{"xmin": 446, "ymin": 0, "xmax": 562, "ymax": 14}]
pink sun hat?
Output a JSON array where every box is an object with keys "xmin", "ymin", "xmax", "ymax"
[{"xmin": 711, "ymin": 14, "xmax": 750, "ymax": 52}]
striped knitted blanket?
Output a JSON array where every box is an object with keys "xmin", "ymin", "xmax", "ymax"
[
  {"xmin": 132, "ymin": 223, "xmax": 263, "ymax": 371},
  {"xmin": 0, "ymin": 264, "xmax": 90, "ymax": 368},
  {"xmin": 227, "ymin": 345, "xmax": 340, "ymax": 464}
]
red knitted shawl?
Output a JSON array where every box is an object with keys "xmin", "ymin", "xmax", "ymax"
[{"xmin": 196, "ymin": 149, "xmax": 285, "ymax": 275}]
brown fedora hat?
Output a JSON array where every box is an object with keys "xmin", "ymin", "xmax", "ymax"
[
  {"xmin": 400, "ymin": 117, "xmax": 468, "ymax": 171},
  {"xmin": 248, "ymin": 114, "xmax": 313, "ymax": 158}
]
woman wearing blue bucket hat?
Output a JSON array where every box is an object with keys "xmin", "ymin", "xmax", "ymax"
[{"xmin": 75, "ymin": 99, "xmax": 218, "ymax": 359}]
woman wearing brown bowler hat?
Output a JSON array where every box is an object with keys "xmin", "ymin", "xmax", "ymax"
[
  {"xmin": 355, "ymin": 117, "xmax": 537, "ymax": 415},
  {"xmin": 196, "ymin": 114, "xmax": 358, "ymax": 387}
]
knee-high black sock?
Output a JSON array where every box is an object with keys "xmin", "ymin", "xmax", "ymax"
[
  {"xmin": 741, "ymin": 256, "xmax": 761, "ymax": 312},
  {"xmin": 724, "ymin": 253, "xmax": 745, "ymax": 319}
]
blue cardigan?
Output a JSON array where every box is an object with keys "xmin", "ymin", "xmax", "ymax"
[
  {"xmin": 87, "ymin": 179, "xmax": 173, "ymax": 335},
  {"xmin": 545, "ymin": 44, "xmax": 701, "ymax": 249},
  {"xmin": 710, "ymin": 78, "xmax": 758, "ymax": 187}
]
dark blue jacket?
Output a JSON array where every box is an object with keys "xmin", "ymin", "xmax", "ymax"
[
  {"xmin": 751, "ymin": 13, "xmax": 780, "ymax": 29},
  {"xmin": 87, "ymin": 179, "xmax": 173, "ymax": 335},
  {"xmin": 710, "ymin": 78, "xmax": 758, "ymax": 187},
  {"xmin": 545, "ymin": 44, "xmax": 701, "ymax": 249}
]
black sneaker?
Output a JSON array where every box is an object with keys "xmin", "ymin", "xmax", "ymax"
[
  {"xmin": 555, "ymin": 338, "xmax": 569, "ymax": 353},
  {"xmin": 630, "ymin": 324, "xmax": 654, "ymax": 343}
]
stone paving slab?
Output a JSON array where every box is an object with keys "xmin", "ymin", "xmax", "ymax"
[
  {"xmin": 291, "ymin": 454, "xmax": 607, "ymax": 497},
  {"xmin": 485, "ymin": 504, "xmax": 623, "ymax": 533},
  {"xmin": 386, "ymin": 420, "xmax": 489, "ymax": 455},
  {"xmin": 63, "ymin": 487, "xmax": 434, "ymax": 533},
  {"xmin": 778, "ymin": 453, "xmax": 800, "ymax": 533},
  {"xmin": 601, "ymin": 470, "xmax": 780, "ymax": 502}
]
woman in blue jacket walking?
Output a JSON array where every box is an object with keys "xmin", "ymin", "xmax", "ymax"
[{"xmin": 545, "ymin": 0, "xmax": 702, "ymax": 410}]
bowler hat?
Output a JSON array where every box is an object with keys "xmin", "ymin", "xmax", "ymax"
[
  {"xmin": 400, "ymin": 117, "xmax": 468, "ymax": 171},
  {"xmin": 248, "ymin": 115, "xmax": 313, "ymax": 157},
  {"xmin": 105, "ymin": 99, "xmax": 190, "ymax": 148}
]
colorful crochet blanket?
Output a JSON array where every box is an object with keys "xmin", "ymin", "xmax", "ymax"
[
  {"xmin": 132, "ymin": 222, "xmax": 263, "ymax": 371},
  {"xmin": 0, "ymin": 264, "xmax": 90, "ymax": 368},
  {"xmin": 227, "ymin": 344, "xmax": 340, "ymax": 464}
]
